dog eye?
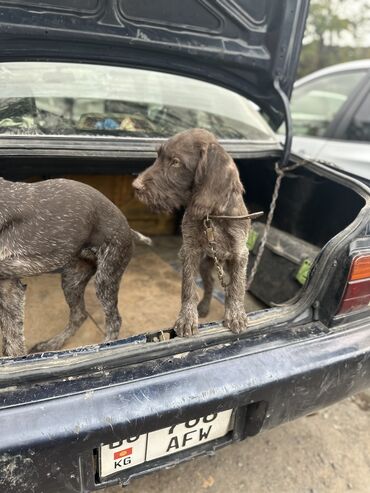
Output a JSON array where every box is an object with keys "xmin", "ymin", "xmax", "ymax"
[{"xmin": 171, "ymin": 158, "xmax": 181, "ymax": 168}]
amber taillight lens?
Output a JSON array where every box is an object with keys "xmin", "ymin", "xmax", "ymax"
[{"xmin": 337, "ymin": 255, "xmax": 370, "ymax": 314}]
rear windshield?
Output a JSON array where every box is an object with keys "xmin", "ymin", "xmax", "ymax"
[{"xmin": 0, "ymin": 62, "xmax": 275, "ymax": 141}]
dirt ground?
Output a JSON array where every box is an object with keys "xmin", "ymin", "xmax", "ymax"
[{"xmin": 20, "ymin": 237, "xmax": 370, "ymax": 493}]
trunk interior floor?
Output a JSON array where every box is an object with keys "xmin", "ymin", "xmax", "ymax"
[{"xmin": 24, "ymin": 236, "xmax": 263, "ymax": 352}]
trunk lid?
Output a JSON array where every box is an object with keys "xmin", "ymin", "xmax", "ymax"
[{"xmin": 0, "ymin": 0, "xmax": 309, "ymax": 127}]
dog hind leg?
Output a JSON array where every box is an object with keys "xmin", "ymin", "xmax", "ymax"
[
  {"xmin": 30, "ymin": 259, "xmax": 96, "ymax": 353},
  {"xmin": 0, "ymin": 279, "xmax": 27, "ymax": 357},
  {"xmin": 95, "ymin": 242, "xmax": 132, "ymax": 342}
]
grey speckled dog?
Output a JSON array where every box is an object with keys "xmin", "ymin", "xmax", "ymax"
[
  {"xmin": 133, "ymin": 128, "xmax": 250, "ymax": 337},
  {"xmin": 0, "ymin": 178, "xmax": 151, "ymax": 357}
]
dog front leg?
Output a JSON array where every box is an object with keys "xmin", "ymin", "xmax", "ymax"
[
  {"xmin": 197, "ymin": 255, "xmax": 214, "ymax": 317},
  {"xmin": 174, "ymin": 247, "xmax": 201, "ymax": 337},
  {"xmin": 224, "ymin": 250, "xmax": 249, "ymax": 334}
]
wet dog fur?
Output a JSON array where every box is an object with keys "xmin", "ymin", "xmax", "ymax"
[
  {"xmin": 0, "ymin": 177, "xmax": 149, "ymax": 357},
  {"xmin": 133, "ymin": 128, "xmax": 250, "ymax": 336}
]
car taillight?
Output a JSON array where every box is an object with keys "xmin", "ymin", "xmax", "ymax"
[{"xmin": 337, "ymin": 255, "xmax": 370, "ymax": 314}]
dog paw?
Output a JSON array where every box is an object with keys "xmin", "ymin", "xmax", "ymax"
[
  {"xmin": 223, "ymin": 309, "xmax": 248, "ymax": 334},
  {"xmin": 29, "ymin": 341, "xmax": 50, "ymax": 354},
  {"xmin": 197, "ymin": 299, "xmax": 210, "ymax": 318},
  {"xmin": 174, "ymin": 310, "xmax": 199, "ymax": 337},
  {"xmin": 29, "ymin": 335, "xmax": 64, "ymax": 353}
]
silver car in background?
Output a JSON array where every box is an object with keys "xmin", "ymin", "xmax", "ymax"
[{"xmin": 289, "ymin": 60, "xmax": 370, "ymax": 180}]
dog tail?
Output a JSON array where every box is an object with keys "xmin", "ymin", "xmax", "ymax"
[{"xmin": 131, "ymin": 229, "xmax": 153, "ymax": 246}]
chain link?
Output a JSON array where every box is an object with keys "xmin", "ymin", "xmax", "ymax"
[
  {"xmin": 203, "ymin": 217, "xmax": 229, "ymax": 289},
  {"xmin": 202, "ymin": 160, "xmax": 302, "ymax": 292},
  {"xmin": 245, "ymin": 161, "xmax": 303, "ymax": 291}
]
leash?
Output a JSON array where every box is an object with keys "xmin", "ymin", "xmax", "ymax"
[
  {"xmin": 208, "ymin": 212, "xmax": 264, "ymax": 220},
  {"xmin": 203, "ymin": 211, "xmax": 263, "ymax": 289},
  {"xmin": 87, "ymin": 310, "xmax": 105, "ymax": 336}
]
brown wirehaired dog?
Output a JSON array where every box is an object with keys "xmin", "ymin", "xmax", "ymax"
[
  {"xmin": 133, "ymin": 128, "xmax": 250, "ymax": 336},
  {"xmin": 0, "ymin": 178, "xmax": 151, "ymax": 357}
]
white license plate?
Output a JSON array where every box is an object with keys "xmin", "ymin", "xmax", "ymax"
[{"xmin": 99, "ymin": 409, "xmax": 233, "ymax": 478}]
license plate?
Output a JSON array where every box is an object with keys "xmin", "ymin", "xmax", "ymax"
[{"xmin": 99, "ymin": 409, "xmax": 233, "ymax": 478}]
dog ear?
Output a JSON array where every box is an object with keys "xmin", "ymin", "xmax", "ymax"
[{"xmin": 188, "ymin": 142, "xmax": 244, "ymax": 218}]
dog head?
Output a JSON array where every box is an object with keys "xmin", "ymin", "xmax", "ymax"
[{"xmin": 133, "ymin": 128, "xmax": 244, "ymax": 218}]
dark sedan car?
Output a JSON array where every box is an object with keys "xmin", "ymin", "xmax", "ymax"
[{"xmin": 0, "ymin": 1, "xmax": 369, "ymax": 492}]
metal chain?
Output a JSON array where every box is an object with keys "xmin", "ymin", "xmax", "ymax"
[
  {"xmin": 245, "ymin": 161, "xmax": 303, "ymax": 291},
  {"xmin": 202, "ymin": 161, "xmax": 302, "ymax": 292},
  {"xmin": 203, "ymin": 217, "xmax": 229, "ymax": 288}
]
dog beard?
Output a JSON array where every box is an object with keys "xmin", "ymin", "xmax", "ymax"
[{"xmin": 134, "ymin": 188, "xmax": 186, "ymax": 214}]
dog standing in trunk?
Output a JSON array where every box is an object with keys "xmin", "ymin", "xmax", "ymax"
[
  {"xmin": 0, "ymin": 177, "xmax": 151, "ymax": 357},
  {"xmin": 133, "ymin": 128, "xmax": 250, "ymax": 336}
]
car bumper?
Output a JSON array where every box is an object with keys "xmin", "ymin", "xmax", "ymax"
[{"xmin": 0, "ymin": 319, "xmax": 369, "ymax": 492}]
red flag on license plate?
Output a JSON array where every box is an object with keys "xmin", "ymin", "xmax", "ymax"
[{"xmin": 114, "ymin": 447, "xmax": 133, "ymax": 460}]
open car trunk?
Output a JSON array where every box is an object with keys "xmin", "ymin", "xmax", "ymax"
[
  {"xmin": 0, "ymin": 151, "xmax": 365, "ymax": 355},
  {"xmin": 1, "ymin": 146, "xmax": 370, "ymax": 493}
]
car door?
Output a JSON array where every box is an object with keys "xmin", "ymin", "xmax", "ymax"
[
  {"xmin": 319, "ymin": 77, "xmax": 370, "ymax": 179},
  {"xmin": 290, "ymin": 69, "xmax": 369, "ymax": 161}
]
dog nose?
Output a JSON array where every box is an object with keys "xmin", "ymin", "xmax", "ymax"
[{"xmin": 133, "ymin": 177, "xmax": 145, "ymax": 191}]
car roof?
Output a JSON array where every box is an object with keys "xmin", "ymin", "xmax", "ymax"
[{"xmin": 295, "ymin": 59, "xmax": 370, "ymax": 86}]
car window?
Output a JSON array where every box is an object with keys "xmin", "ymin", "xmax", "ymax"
[
  {"xmin": 289, "ymin": 71, "xmax": 366, "ymax": 138},
  {"xmin": 343, "ymin": 90, "xmax": 370, "ymax": 142},
  {"xmin": 0, "ymin": 62, "xmax": 275, "ymax": 142}
]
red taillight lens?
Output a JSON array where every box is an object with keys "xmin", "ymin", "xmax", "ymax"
[{"xmin": 337, "ymin": 254, "xmax": 370, "ymax": 314}]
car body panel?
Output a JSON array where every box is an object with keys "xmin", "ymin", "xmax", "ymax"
[
  {"xmin": 295, "ymin": 59, "xmax": 370, "ymax": 85},
  {"xmin": 291, "ymin": 135, "xmax": 327, "ymax": 161},
  {"xmin": 0, "ymin": 0, "xmax": 309, "ymax": 127},
  {"xmin": 292, "ymin": 135, "xmax": 370, "ymax": 181}
]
